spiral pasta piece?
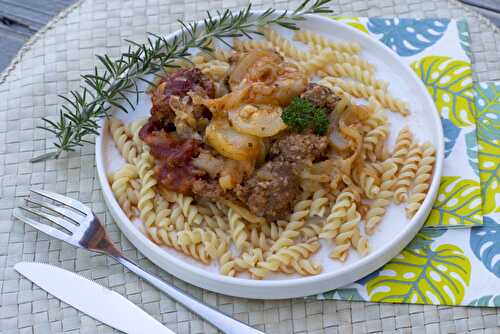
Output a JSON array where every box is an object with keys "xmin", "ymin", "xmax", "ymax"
[
  {"xmin": 320, "ymin": 63, "xmax": 388, "ymax": 90},
  {"xmin": 219, "ymin": 251, "xmax": 237, "ymax": 277},
  {"xmin": 312, "ymin": 45, "xmax": 375, "ymax": 72},
  {"xmin": 309, "ymin": 189, "xmax": 329, "ymax": 217},
  {"xmin": 109, "ymin": 118, "xmax": 138, "ymax": 163},
  {"xmin": 290, "ymin": 259, "xmax": 322, "ymax": 276},
  {"xmin": 179, "ymin": 240, "xmax": 212, "ymax": 264},
  {"xmin": 299, "ymin": 220, "xmax": 323, "ymax": 240},
  {"xmin": 155, "ymin": 195, "xmax": 173, "ymax": 230},
  {"xmin": 203, "ymin": 230, "xmax": 228, "ymax": 260},
  {"xmin": 352, "ymin": 163, "xmax": 380, "ymax": 200},
  {"xmin": 270, "ymin": 199, "xmax": 311, "ymax": 252},
  {"xmin": 320, "ymin": 188, "xmax": 358, "ymax": 240},
  {"xmin": 365, "ymin": 160, "xmax": 398, "ymax": 234},
  {"xmin": 330, "ymin": 201, "xmax": 361, "ymax": 261},
  {"xmin": 233, "ymin": 38, "xmax": 273, "ymax": 52},
  {"xmin": 137, "ymin": 151, "xmax": 157, "ymax": 229},
  {"xmin": 110, "ymin": 164, "xmax": 138, "ymax": 219},
  {"xmin": 351, "ymin": 226, "xmax": 370, "ymax": 256},
  {"xmin": 293, "ymin": 30, "xmax": 361, "ymax": 54},
  {"xmin": 393, "ymin": 142, "xmax": 421, "ymax": 204},
  {"xmin": 363, "ymin": 118, "xmax": 390, "ymax": 163},
  {"xmin": 233, "ymin": 249, "xmax": 264, "ymax": 272},
  {"xmin": 322, "ymin": 77, "xmax": 410, "ymax": 116},
  {"xmin": 249, "ymin": 227, "xmax": 271, "ymax": 252},
  {"xmin": 148, "ymin": 228, "xmax": 178, "ymax": 248},
  {"xmin": 228, "ymin": 208, "xmax": 249, "ymax": 251},
  {"xmin": 169, "ymin": 203, "xmax": 186, "ymax": 231},
  {"xmin": 261, "ymin": 221, "xmax": 284, "ymax": 241},
  {"xmin": 128, "ymin": 118, "xmax": 148, "ymax": 154},
  {"xmin": 254, "ymin": 241, "xmax": 320, "ymax": 278},
  {"xmin": 176, "ymin": 194, "xmax": 203, "ymax": 225},
  {"xmin": 406, "ymin": 143, "xmax": 436, "ymax": 218},
  {"xmin": 391, "ymin": 126, "xmax": 413, "ymax": 167},
  {"xmin": 262, "ymin": 28, "xmax": 309, "ymax": 61}
]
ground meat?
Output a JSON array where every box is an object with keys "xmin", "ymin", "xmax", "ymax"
[
  {"xmin": 300, "ymin": 83, "xmax": 341, "ymax": 112},
  {"xmin": 192, "ymin": 179, "xmax": 225, "ymax": 199},
  {"xmin": 269, "ymin": 133, "xmax": 329, "ymax": 163},
  {"xmin": 235, "ymin": 161, "xmax": 300, "ymax": 221},
  {"xmin": 150, "ymin": 68, "xmax": 215, "ymax": 125}
]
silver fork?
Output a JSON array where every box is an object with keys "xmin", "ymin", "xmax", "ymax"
[{"xmin": 14, "ymin": 189, "xmax": 264, "ymax": 334}]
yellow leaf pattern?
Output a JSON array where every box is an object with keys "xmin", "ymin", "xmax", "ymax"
[
  {"xmin": 411, "ymin": 56, "xmax": 475, "ymax": 128},
  {"xmin": 426, "ymin": 176, "xmax": 483, "ymax": 226},
  {"xmin": 367, "ymin": 244, "xmax": 471, "ymax": 304}
]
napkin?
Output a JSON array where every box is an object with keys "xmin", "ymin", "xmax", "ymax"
[{"xmin": 314, "ymin": 18, "xmax": 499, "ymax": 306}]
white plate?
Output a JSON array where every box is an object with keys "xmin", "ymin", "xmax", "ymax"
[{"xmin": 95, "ymin": 13, "xmax": 444, "ymax": 299}]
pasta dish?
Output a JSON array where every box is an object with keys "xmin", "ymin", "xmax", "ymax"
[{"xmin": 107, "ymin": 28, "xmax": 436, "ymax": 279}]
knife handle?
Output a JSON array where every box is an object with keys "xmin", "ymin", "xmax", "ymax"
[{"xmin": 113, "ymin": 255, "xmax": 265, "ymax": 334}]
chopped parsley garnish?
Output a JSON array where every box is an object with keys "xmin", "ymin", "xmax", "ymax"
[{"xmin": 281, "ymin": 97, "xmax": 329, "ymax": 135}]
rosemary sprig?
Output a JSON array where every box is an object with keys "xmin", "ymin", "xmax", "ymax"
[{"xmin": 32, "ymin": 0, "xmax": 333, "ymax": 162}]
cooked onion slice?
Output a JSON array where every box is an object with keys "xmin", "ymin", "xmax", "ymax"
[
  {"xmin": 205, "ymin": 118, "xmax": 262, "ymax": 161},
  {"xmin": 228, "ymin": 104, "xmax": 287, "ymax": 137}
]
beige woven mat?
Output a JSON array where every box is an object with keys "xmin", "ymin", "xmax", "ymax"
[{"xmin": 1, "ymin": 0, "xmax": 499, "ymax": 333}]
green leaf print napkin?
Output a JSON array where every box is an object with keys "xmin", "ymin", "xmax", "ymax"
[{"xmin": 313, "ymin": 18, "xmax": 500, "ymax": 307}]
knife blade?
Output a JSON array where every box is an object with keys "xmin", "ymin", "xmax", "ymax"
[{"xmin": 15, "ymin": 262, "xmax": 174, "ymax": 334}]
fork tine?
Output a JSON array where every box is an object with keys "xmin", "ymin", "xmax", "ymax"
[
  {"xmin": 14, "ymin": 210, "xmax": 71, "ymax": 241},
  {"xmin": 30, "ymin": 189, "xmax": 90, "ymax": 215},
  {"xmin": 25, "ymin": 198, "xmax": 83, "ymax": 223},
  {"xmin": 18, "ymin": 206, "xmax": 75, "ymax": 232}
]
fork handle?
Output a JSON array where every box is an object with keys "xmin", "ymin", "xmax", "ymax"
[{"xmin": 112, "ymin": 255, "xmax": 264, "ymax": 334}]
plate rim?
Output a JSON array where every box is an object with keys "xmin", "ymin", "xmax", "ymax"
[{"xmin": 95, "ymin": 12, "xmax": 444, "ymax": 299}]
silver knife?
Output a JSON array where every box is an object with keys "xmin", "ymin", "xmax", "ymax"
[{"xmin": 15, "ymin": 262, "xmax": 175, "ymax": 334}]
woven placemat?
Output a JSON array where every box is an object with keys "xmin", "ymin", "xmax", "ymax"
[{"xmin": 0, "ymin": 0, "xmax": 499, "ymax": 333}]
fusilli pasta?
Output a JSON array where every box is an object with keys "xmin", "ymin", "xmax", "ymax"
[
  {"xmin": 365, "ymin": 160, "xmax": 398, "ymax": 234},
  {"xmin": 406, "ymin": 143, "xmax": 436, "ymax": 218},
  {"xmin": 322, "ymin": 77, "xmax": 410, "ymax": 116},
  {"xmin": 293, "ymin": 30, "xmax": 361, "ymax": 54},
  {"xmin": 109, "ymin": 118, "xmax": 138, "ymax": 163}
]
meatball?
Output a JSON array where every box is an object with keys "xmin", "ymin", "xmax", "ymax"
[
  {"xmin": 300, "ymin": 83, "xmax": 341, "ymax": 112},
  {"xmin": 235, "ymin": 161, "xmax": 300, "ymax": 221},
  {"xmin": 269, "ymin": 133, "xmax": 329, "ymax": 163}
]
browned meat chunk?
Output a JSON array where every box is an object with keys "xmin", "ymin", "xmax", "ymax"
[
  {"xmin": 192, "ymin": 179, "xmax": 224, "ymax": 199},
  {"xmin": 235, "ymin": 161, "xmax": 300, "ymax": 221},
  {"xmin": 300, "ymin": 83, "xmax": 340, "ymax": 112},
  {"xmin": 150, "ymin": 68, "xmax": 215, "ymax": 125},
  {"xmin": 139, "ymin": 122, "xmax": 203, "ymax": 194},
  {"xmin": 269, "ymin": 133, "xmax": 329, "ymax": 163}
]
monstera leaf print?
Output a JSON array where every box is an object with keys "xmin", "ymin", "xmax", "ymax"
[
  {"xmin": 457, "ymin": 20, "xmax": 473, "ymax": 61},
  {"xmin": 474, "ymin": 82, "xmax": 500, "ymax": 142},
  {"xmin": 469, "ymin": 295, "xmax": 500, "ymax": 307},
  {"xmin": 407, "ymin": 229, "xmax": 447, "ymax": 250},
  {"xmin": 465, "ymin": 131, "xmax": 479, "ymax": 176},
  {"xmin": 477, "ymin": 138, "xmax": 500, "ymax": 214},
  {"xmin": 332, "ymin": 16, "xmax": 368, "ymax": 33},
  {"xmin": 366, "ymin": 244, "xmax": 471, "ymax": 305},
  {"xmin": 367, "ymin": 18, "xmax": 449, "ymax": 56},
  {"xmin": 470, "ymin": 217, "xmax": 500, "ymax": 278},
  {"xmin": 443, "ymin": 118, "xmax": 461, "ymax": 158},
  {"xmin": 475, "ymin": 82, "xmax": 500, "ymax": 214},
  {"xmin": 426, "ymin": 176, "xmax": 482, "ymax": 226},
  {"xmin": 412, "ymin": 56, "xmax": 475, "ymax": 128}
]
